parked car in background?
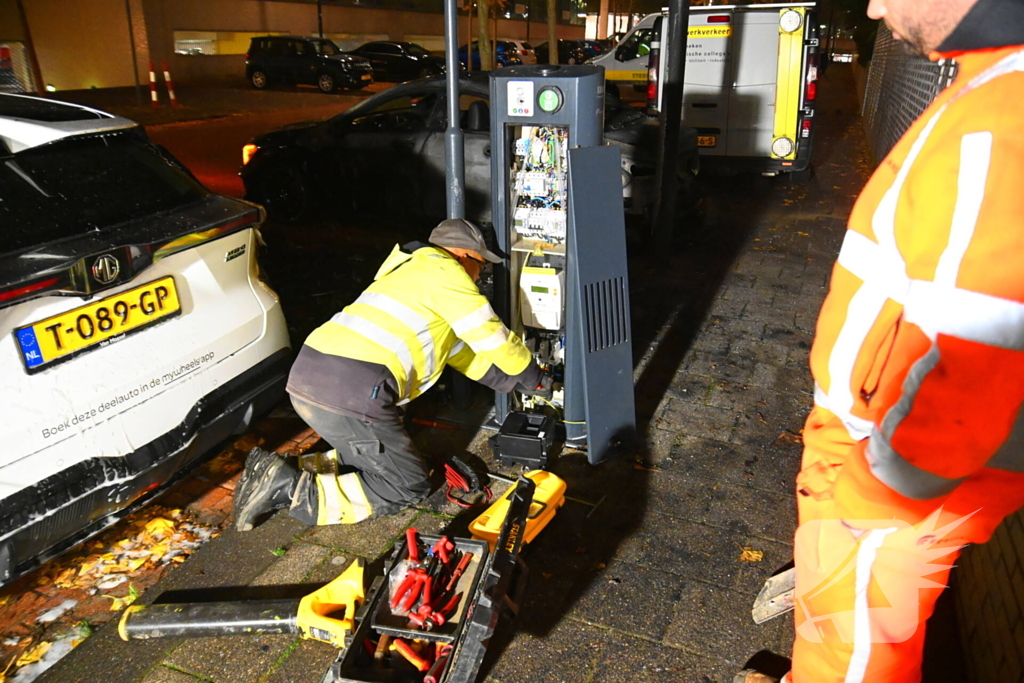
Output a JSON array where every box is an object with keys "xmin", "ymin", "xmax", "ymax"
[
  {"xmin": 574, "ymin": 39, "xmax": 606, "ymax": 60},
  {"xmin": 246, "ymin": 36, "xmax": 373, "ymax": 93},
  {"xmin": 0, "ymin": 94, "xmax": 290, "ymax": 585},
  {"xmin": 533, "ymin": 40, "xmax": 588, "ymax": 65},
  {"xmin": 239, "ymin": 74, "xmax": 698, "ymax": 225},
  {"xmin": 505, "ymin": 40, "xmax": 537, "ymax": 65},
  {"xmin": 347, "ymin": 41, "xmax": 447, "ymax": 81},
  {"xmin": 458, "ymin": 40, "xmax": 523, "ymax": 70}
]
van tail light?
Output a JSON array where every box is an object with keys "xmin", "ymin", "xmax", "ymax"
[
  {"xmin": 244, "ymin": 52, "xmax": 250, "ymax": 60},
  {"xmin": 806, "ymin": 53, "xmax": 819, "ymax": 101},
  {"xmin": 242, "ymin": 143, "xmax": 258, "ymax": 166},
  {"xmin": 707, "ymin": 15, "xmax": 730, "ymax": 23},
  {"xmin": 801, "ymin": 119, "xmax": 813, "ymax": 138}
]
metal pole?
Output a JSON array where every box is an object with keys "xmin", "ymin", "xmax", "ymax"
[
  {"xmin": 526, "ymin": 0, "xmax": 531, "ymax": 43},
  {"xmin": 317, "ymin": 0, "xmax": 324, "ymax": 38},
  {"xmin": 124, "ymin": 0, "xmax": 143, "ymax": 106},
  {"xmin": 444, "ymin": 0, "xmax": 466, "ymax": 218},
  {"xmin": 650, "ymin": 0, "xmax": 689, "ymax": 252}
]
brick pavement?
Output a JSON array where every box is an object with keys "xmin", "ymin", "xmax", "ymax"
[{"xmin": 22, "ymin": 63, "xmax": 904, "ymax": 683}]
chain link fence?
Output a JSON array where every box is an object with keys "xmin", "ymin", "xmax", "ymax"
[
  {"xmin": 0, "ymin": 42, "xmax": 37, "ymax": 94},
  {"xmin": 860, "ymin": 24, "xmax": 958, "ymax": 161}
]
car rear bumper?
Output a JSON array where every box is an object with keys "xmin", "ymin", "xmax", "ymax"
[{"xmin": 0, "ymin": 348, "xmax": 291, "ymax": 586}]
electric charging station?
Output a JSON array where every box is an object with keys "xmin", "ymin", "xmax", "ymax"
[{"xmin": 489, "ymin": 65, "xmax": 636, "ymax": 465}]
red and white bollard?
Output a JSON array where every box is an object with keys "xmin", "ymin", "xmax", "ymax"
[
  {"xmin": 161, "ymin": 61, "xmax": 181, "ymax": 108},
  {"xmin": 148, "ymin": 61, "xmax": 160, "ymax": 109}
]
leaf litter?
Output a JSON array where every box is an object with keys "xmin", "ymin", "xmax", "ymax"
[{"xmin": 0, "ymin": 506, "xmax": 218, "ymax": 683}]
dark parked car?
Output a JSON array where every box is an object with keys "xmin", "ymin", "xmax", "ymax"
[
  {"xmin": 347, "ymin": 41, "xmax": 447, "ymax": 82},
  {"xmin": 458, "ymin": 40, "xmax": 523, "ymax": 70},
  {"xmin": 575, "ymin": 40, "xmax": 606, "ymax": 59},
  {"xmin": 246, "ymin": 36, "xmax": 373, "ymax": 93},
  {"xmin": 533, "ymin": 40, "xmax": 588, "ymax": 65},
  {"xmin": 239, "ymin": 74, "xmax": 698, "ymax": 225}
]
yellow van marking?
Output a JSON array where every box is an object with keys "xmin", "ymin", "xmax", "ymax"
[{"xmin": 772, "ymin": 7, "xmax": 805, "ymax": 159}]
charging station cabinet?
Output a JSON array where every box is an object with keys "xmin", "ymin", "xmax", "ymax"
[{"xmin": 489, "ymin": 65, "xmax": 635, "ymax": 465}]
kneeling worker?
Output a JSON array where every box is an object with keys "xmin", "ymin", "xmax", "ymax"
[{"xmin": 234, "ymin": 219, "xmax": 552, "ymax": 530}]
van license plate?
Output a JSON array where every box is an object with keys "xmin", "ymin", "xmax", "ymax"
[
  {"xmin": 16, "ymin": 276, "xmax": 181, "ymax": 373},
  {"xmin": 698, "ymin": 135, "xmax": 717, "ymax": 147}
]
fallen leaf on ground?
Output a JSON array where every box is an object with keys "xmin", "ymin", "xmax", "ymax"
[
  {"xmin": 14, "ymin": 642, "xmax": 50, "ymax": 667},
  {"xmin": 739, "ymin": 546, "xmax": 765, "ymax": 563},
  {"xmin": 633, "ymin": 464, "xmax": 662, "ymax": 472},
  {"xmin": 777, "ymin": 431, "xmax": 803, "ymax": 445}
]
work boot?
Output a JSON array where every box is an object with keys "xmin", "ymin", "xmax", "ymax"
[{"xmin": 234, "ymin": 447, "xmax": 300, "ymax": 531}]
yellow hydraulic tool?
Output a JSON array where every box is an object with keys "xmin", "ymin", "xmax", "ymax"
[{"xmin": 119, "ymin": 559, "xmax": 364, "ymax": 647}]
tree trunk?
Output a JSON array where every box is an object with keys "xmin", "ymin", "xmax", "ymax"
[
  {"xmin": 547, "ymin": 0, "xmax": 557, "ymax": 64},
  {"xmin": 478, "ymin": 0, "xmax": 492, "ymax": 71}
]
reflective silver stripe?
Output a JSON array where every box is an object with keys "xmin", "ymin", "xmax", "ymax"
[
  {"xmin": 355, "ymin": 291, "xmax": 438, "ymax": 379},
  {"xmin": 469, "ymin": 327, "xmax": 509, "ymax": 353},
  {"xmin": 451, "ymin": 302, "xmax": 497, "ymax": 336},
  {"xmin": 845, "ymin": 527, "xmax": 899, "ymax": 683},
  {"xmin": 448, "ymin": 340, "xmax": 467, "ymax": 358},
  {"xmin": 879, "ymin": 344, "xmax": 940, "ymax": 440},
  {"xmin": 958, "ymin": 49, "xmax": 1024, "ymax": 96},
  {"xmin": 866, "ymin": 428, "xmax": 965, "ymax": 500},
  {"xmin": 338, "ymin": 472, "xmax": 372, "ymax": 522},
  {"xmin": 319, "ymin": 473, "xmax": 345, "ymax": 523},
  {"xmin": 821, "ymin": 108, "xmax": 945, "ymax": 441},
  {"xmin": 987, "ymin": 404, "xmax": 1024, "ymax": 473},
  {"xmin": 904, "ymin": 281, "xmax": 1024, "ymax": 350},
  {"xmin": 933, "ymin": 132, "xmax": 993, "ymax": 287},
  {"xmin": 836, "ymin": 231, "xmax": 909, "ymax": 303},
  {"xmin": 329, "ymin": 312, "xmax": 416, "ymax": 393}
]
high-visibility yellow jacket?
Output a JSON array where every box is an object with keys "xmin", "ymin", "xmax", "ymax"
[
  {"xmin": 806, "ymin": 43, "xmax": 1024, "ymax": 541},
  {"xmin": 297, "ymin": 243, "xmax": 533, "ymax": 409}
]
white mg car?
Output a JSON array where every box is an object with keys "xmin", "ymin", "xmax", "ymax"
[{"xmin": 0, "ymin": 94, "xmax": 291, "ymax": 585}]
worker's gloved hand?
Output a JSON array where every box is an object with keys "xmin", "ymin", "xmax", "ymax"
[{"xmin": 517, "ymin": 372, "xmax": 554, "ymax": 400}]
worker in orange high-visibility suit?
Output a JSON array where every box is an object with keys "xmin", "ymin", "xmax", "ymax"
[{"xmin": 736, "ymin": 1, "xmax": 1024, "ymax": 682}]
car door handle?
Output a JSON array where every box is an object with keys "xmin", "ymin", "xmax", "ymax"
[{"xmin": 483, "ymin": 146, "xmax": 491, "ymax": 157}]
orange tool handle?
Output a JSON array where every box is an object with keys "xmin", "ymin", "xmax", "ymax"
[{"xmin": 392, "ymin": 638, "xmax": 430, "ymax": 672}]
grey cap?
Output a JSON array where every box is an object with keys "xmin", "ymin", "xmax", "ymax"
[{"xmin": 428, "ymin": 219, "xmax": 502, "ymax": 263}]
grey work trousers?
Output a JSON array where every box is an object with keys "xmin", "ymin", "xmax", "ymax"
[{"xmin": 290, "ymin": 396, "xmax": 432, "ymax": 522}]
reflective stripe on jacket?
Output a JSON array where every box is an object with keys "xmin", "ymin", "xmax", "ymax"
[
  {"xmin": 303, "ymin": 244, "xmax": 532, "ymax": 405},
  {"xmin": 809, "ymin": 45, "xmax": 1024, "ymax": 532}
]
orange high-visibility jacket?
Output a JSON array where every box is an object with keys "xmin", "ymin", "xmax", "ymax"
[{"xmin": 809, "ymin": 44, "xmax": 1024, "ymax": 540}]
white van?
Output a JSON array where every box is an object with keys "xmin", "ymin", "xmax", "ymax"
[{"xmin": 592, "ymin": 3, "xmax": 819, "ymax": 175}]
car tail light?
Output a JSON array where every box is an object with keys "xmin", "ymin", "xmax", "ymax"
[
  {"xmin": 242, "ymin": 144, "xmax": 258, "ymax": 166},
  {"xmin": 0, "ymin": 277, "xmax": 61, "ymax": 305},
  {"xmin": 707, "ymin": 15, "xmax": 730, "ymax": 23}
]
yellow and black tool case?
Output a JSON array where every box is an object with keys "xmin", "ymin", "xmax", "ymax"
[{"xmin": 323, "ymin": 476, "xmax": 537, "ymax": 683}]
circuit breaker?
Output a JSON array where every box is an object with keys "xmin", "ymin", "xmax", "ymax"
[{"xmin": 490, "ymin": 65, "xmax": 636, "ymax": 465}]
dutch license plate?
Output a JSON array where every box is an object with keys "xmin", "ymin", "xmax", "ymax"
[
  {"xmin": 698, "ymin": 135, "xmax": 717, "ymax": 148},
  {"xmin": 361, "ymin": 74, "xmax": 372, "ymax": 81},
  {"xmin": 16, "ymin": 276, "xmax": 181, "ymax": 373}
]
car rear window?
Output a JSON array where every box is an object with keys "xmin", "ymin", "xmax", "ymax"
[{"xmin": 0, "ymin": 129, "xmax": 208, "ymax": 257}]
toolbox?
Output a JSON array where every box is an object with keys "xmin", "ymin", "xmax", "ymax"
[
  {"xmin": 322, "ymin": 476, "xmax": 537, "ymax": 683},
  {"xmin": 490, "ymin": 411, "xmax": 560, "ymax": 469},
  {"xmin": 469, "ymin": 470, "xmax": 565, "ymax": 552}
]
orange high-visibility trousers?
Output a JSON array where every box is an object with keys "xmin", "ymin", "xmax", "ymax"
[{"xmin": 789, "ymin": 408, "xmax": 962, "ymax": 683}]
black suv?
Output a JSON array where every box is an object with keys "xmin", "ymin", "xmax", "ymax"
[{"xmin": 246, "ymin": 36, "xmax": 373, "ymax": 93}]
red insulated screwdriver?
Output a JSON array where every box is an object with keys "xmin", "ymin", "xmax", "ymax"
[
  {"xmin": 444, "ymin": 552, "xmax": 474, "ymax": 594},
  {"xmin": 424, "ymin": 645, "xmax": 453, "ymax": 683},
  {"xmin": 406, "ymin": 528, "xmax": 420, "ymax": 562}
]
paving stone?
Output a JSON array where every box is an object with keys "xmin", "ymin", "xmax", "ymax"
[
  {"xmin": 300, "ymin": 508, "xmax": 419, "ymax": 560},
  {"xmin": 138, "ymin": 665, "xmax": 204, "ymax": 683},
  {"xmin": 664, "ymin": 582, "xmax": 794, "ymax": 671},
  {"xmin": 250, "ymin": 541, "xmax": 334, "ymax": 586},
  {"xmin": 655, "ymin": 435, "xmax": 800, "ymax": 496},
  {"xmin": 264, "ymin": 638, "xmax": 337, "ymax": 683},
  {"xmin": 486, "ymin": 618, "xmax": 607, "ymax": 683},
  {"xmin": 567, "ymin": 560, "xmax": 684, "ymax": 641},
  {"xmin": 163, "ymin": 633, "xmax": 297, "ymax": 683},
  {"xmin": 589, "ymin": 634, "xmax": 721, "ymax": 683}
]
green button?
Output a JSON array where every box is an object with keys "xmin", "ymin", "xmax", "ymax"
[{"xmin": 538, "ymin": 88, "xmax": 562, "ymax": 113}]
